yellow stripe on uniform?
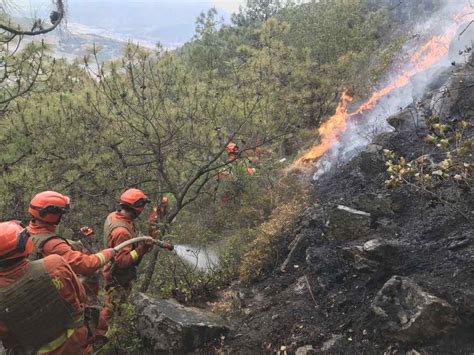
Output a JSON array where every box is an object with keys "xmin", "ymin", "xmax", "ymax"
[
  {"xmin": 37, "ymin": 314, "xmax": 83, "ymax": 355},
  {"xmin": 130, "ymin": 250, "xmax": 139, "ymax": 261},
  {"xmin": 37, "ymin": 328, "xmax": 75, "ymax": 354},
  {"xmin": 95, "ymin": 252, "xmax": 106, "ymax": 266}
]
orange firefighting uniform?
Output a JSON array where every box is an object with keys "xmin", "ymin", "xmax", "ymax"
[
  {"xmin": 96, "ymin": 211, "xmax": 151, "ymax": 338},
  {"xmin": 0, "ymin": 255, "xmax": 91, "ymax": 354},
  {"xmin": 28, "ymin": 221, "xmax": 114, "ymax": 275}
]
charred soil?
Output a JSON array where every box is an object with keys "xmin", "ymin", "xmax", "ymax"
[{"xmin": 216, "ymin": 56, "xmax": 474, "ymax": 355}]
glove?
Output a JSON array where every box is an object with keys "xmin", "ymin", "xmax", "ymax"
[{"xmin": 136, "ymin": 240, "xmax": 154, "ymax": 256}]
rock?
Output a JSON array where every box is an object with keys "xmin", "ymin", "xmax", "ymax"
[
  {"xmin": 293, "ymin": 276, "xmax": 307, "ymax": 295},
  {"xmin": 320, "ymin": 334, "xmax": 343, "ymax": 352},
  {"xmin": 295, "ymin": 345, "xmax": 316, "ymax": 355},
  {"xmin": 342, "ymin": 239, "xmax": 400, "ymax": 271},
  {"xmin": 431, "ymin": 64, "xmax": 474, "ymax": 119},
  {"xmin": 353, "ymin": 193, "xmax": 394, "ymax": 218},
  {"xmin": 327, "ymin": 205, "xmax": 371, "ymax": 241},
  {"xmin": 372, "ymin": 276, "xmax": 459, "ymax": 342},
  {"xmin": 355, "ymin": 144, "xmax": 386, "ymax": 176},
  {"xmin": 134, "ymin": 293, "xmax": 230, "ymax": 352},
  {"xmin": 387, "ymin": 106, "xmax": 427, "ymax": 132}
]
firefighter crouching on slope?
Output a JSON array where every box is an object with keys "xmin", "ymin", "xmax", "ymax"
[
  {"xmin": 0, "ymin": 220, "xmax": 91, "ymax": 354},
  {"xmin": 27, "ymin": 191, "xmax": 117, "ymax": 343},
  {"xmin": 97, "ymin": 188, "xmax": 154, "ymax": 338}
]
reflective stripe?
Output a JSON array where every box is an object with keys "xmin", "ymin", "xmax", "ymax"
[
  {"xmin": 37, "ymin": 315, "xmax": 84, "ymax": 353},
  {"xmin": 37, "ymin": 328, "xmax": 75, "ymax": 354},
  {"xmin": 130, "ymin": 250, "xmax": 139, "ymax": 261},
  {"xmin": 95, "ymin": 253, "xmax": 106, "ymax": 267}
]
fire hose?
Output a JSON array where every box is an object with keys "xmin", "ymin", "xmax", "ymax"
[
  {"xmin": 79, "ymin": 237, "xmax": 174, "ymax": 283},
  {"xmin": 113, "ymin": 236, "xmax": 174, "ymax": 253}
]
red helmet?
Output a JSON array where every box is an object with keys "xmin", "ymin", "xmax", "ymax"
[
  {"xmin": 226, "ymin": 142, "xmax": 239, "ymax": 155},
  {"xmin": 79, "ymin": 226, "xmax": 94, "ymax": 238},
  {"xmin": 0, "ymin": 221, "xmax": 33, "ymax": 262},
  {"xmin": 120, "ymin": 188, "xmax": 150, "ymax": 213},
  {"xmin": 28, "ymin": 191, "xmax": 70, "ymax": 224}
]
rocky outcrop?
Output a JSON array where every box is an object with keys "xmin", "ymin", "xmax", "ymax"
[
  {"xmin": 134, "ymin": 293, "xmax": 230, "ymax": 353},
  {"xmin": 327, "ymin": 205, "xmax": 371, "ymax": 241},
  {"xmin": 372, "ymin": 276, "xmax": 459, "ymax": 342},
  {"xmin": 342, "ymin": 239, "xmax": 400, "ymax": 271}
]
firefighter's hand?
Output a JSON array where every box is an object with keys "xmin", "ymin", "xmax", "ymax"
[{"xmin": 136, "ymin": 238, "xmax": 154, "ymax": 256}]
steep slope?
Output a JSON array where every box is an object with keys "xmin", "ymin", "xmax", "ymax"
[{"xmin": 220, "ymin": 54, "xmax": 473, "ymax": 354}]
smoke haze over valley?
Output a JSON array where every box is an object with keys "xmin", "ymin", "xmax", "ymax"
[{"xmin": 13, "ymin": 0, "xmax": 243, "ymax": 59}]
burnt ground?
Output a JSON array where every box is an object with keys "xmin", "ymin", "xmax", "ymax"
[{"xmin": 212, "ymin": 57, "xmax": 474, "ymax": 354}]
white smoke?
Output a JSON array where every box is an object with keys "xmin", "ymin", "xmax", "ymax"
[{"xmin": 313, "ymin": 0, "xmax": 473, "ymax": 180}]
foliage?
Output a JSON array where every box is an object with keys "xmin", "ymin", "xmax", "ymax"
[
  {"xmin": 0, "ymin": 0, "xmax": 421, "ymax": 301},
  {"xmin": 239, "ymin": 182, "xmax": 310, "ymax": 284},
  {"xmin": 384, "ymin": 117, "xmax": 472, "ymax": 190},
  {"xmin": 99, "ymin": 303, "xmax": 143, "ymax": 355}
]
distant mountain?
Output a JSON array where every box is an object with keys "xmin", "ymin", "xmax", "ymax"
[{"xmin": 15, "ymin": 0, "xmax": 231, "ymax": 49}]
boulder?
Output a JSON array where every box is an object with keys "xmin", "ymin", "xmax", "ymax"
[
  {"xmin": 354, "ymin": 144, "xmax": 386, "ymax": 176},
  {"xmin": 320, "ymin": 334, "xmax": 343, "ymax": 352},
  {"xmin": 134, "ymin": 293, "xmax": 230, "ymax": 352},
  {"xmin": 342, "ymin": 239, "xmax": 400, "ymax": 271},
  {"xmin": 295, "ymin": 345, "xmax": 316, "ymax": 355},
  {"xmin": 353, "ymin": 193, "xmax": 394, "ymax": 218},
  {"xmin": 372, "ymin": 276, "xmax": 459, "ymax": 342},
  {"xmin": 327, "ymin": 205, "xmax": 371, "ymax": 241}
]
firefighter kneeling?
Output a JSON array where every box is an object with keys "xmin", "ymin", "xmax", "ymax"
[{"xmin": 0, "ymin": 221, "xmax": 91, "ymax": 354}]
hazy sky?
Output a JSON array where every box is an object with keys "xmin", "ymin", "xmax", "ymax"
[
  {"xmin": 15, "ymin": 0, "xmax": 246, "ymax": 14},
  {"xmin": 213, "ymin": 0, "xmax": 246, "ymax": 13}
]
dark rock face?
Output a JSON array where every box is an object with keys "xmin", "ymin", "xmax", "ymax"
[
  {"xmin": 372, "ymin": 276, "xmax": 459, "ymax": 342},
  {"xmin": 342, "ymin": 239, "xmax": 401, "ymax": 272},
  {"xmin": 134, "ymin": 293, "xmax": 230, "ymax": 352},
  {"xmin": 352, "ymin": 193, "xmax": 394, "ymax": 218},
  {"xmin": 354, "ymin": 144, "xmax": 386, "ymax": 176},
  {"xmin": 327, "ymin": 205, "xmax": 371, "ymax": 241}
]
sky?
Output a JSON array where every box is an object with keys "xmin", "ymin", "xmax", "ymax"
[
  {"xmin": 213, "ymin": 0, "xmax": 246, "ymax": 13},
  {"xmin": 14, "ymin": 0, "xmax": 247, "ymax": 14}
]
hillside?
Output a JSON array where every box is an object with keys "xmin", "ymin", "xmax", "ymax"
[
  {"xmin": 215, "ymin": 52, "xmax": 474, "ymax": 355},
  {"xmin": 0, "ymin": 0, "xmax": 473, "ymax": 354}
]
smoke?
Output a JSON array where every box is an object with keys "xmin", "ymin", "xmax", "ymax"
[{"xmin": 311, "ymin": 0, "xmax": 474, "ymax": 181}]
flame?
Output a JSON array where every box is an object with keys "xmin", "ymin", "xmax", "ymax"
[
  {"xmin": 296, "ymin": 20, "xmax": 460, "ymax": 166},
  {"xmin": 296, "ymin": 91, "xmax": 352, "ymax": 164}
]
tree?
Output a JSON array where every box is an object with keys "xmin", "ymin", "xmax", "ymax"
[
  {"xmin": 232, "ymin": 0, "xmax": 283, "ymax": 27},
  {"xmin": 0, "ymin": 0, "xmax": 65, "ymax": 114}
]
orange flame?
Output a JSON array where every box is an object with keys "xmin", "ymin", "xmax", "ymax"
[
  {"xmin": 296, "ymin": 21, "xmax": 459, "ymax": 165},
  {"xmin": 296, "ymin": 91, "xmax": 352, "ymax": 164}
]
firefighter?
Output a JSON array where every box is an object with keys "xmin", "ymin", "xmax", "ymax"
[
  {"xmin": 226, "ymin": 142, "xmax": 239, "ymax": 161},
  {"xmin": 147, "ymin": 196, "xmax": 169, "ymax": 237},
  {"xmin": 27, "ymin": 191, "xmax": 116, "ymax": 274},
  {"xmin": 97, "ymin": 188, "xmax": 154, "ymax": 339},
  {"xmin": 0, "ymin": 220, "xmax": 91, "ymax": 354}
]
